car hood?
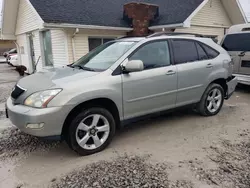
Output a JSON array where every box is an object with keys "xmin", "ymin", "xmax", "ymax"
[{"xmin": 18, "ymin": 66, "xmax": 100, "ymax": 92}]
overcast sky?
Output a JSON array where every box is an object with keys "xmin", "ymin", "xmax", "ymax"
[{"xmin": 0, "ymin": 0, "xmax": 249, "ymax": 25}]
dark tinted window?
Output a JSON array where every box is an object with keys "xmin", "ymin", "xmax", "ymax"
[
  {"xmin": 200, "ymin": 43, "xmax": 219, "ymax": 59},
  {"xmin": 89, "ymin": 38, "xmax": 102, "ymax": 51},
  {"xmin": 129, "ymin": 41, "xmax": 171, "ymax": 70},
  {"xmin": 103, "ymin": 38, "xmax": 114, "ymax": 43},
  {"xmin": 222, "ymin": 33, "xmax": 250, "ymax": 51},
  {"xmin": 172, "ymin": 40, "xmax": 198, "ymax": 64},
  {"xmin": 89, "ymin": 38, "xmax": 115, "ymax": 51},
  {"xmin": 196, "ymin": 43, "xmax": 208, "ymax": 60}
]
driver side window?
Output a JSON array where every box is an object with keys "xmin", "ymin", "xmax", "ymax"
[{"xmin": 129, "ymin": 41, "xmax": 171, "ymax": 70}]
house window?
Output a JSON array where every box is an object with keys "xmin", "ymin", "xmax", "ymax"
[
  {"xmin": 88, "ymin": 37, "xmax": 115, "ymax": 51},
  {"xmin": 42, "ymin": 30, "xmax": 54, "ymax": 66}
]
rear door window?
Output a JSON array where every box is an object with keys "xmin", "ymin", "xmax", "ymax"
[
  {"xmin": 196, "ymin": 43, "xmax": 208, "ymax": 60},
  {"xmin": 222, "ymin": 33, "xmax": 250, "ymax": 51},
  {"xmin": 172, "ymin": 40, "xmax": 199, "ymax": 64}
]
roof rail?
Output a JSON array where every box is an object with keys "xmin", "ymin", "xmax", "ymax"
[{"xmin": 147, "ymin": 32, "xmax": 205, "ymax": 38}]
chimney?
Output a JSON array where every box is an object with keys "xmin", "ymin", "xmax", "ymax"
[{"xmin": 124, "ymin": 2, "xmax": 159, "ymax": 37}]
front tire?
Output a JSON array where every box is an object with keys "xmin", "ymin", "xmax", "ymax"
[
  {"xmin": 66, "ymin": 107, "xmax": 116, "ymax": 156},
  {"xmin": 198, "ymin": 83, "xmax": 224, "ymax": 116}
]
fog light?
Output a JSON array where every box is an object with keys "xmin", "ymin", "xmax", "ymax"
[{"xmin": 26, "ymin": 123, "xmax": 44, "ymax": 129}]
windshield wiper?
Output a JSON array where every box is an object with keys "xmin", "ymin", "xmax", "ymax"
[
  {"xmin": 67, "ymin": 64, "xmax": 74, "ymax": 68},
  {"xmin": 72, "ymin": 65, "xmax": 96, "ymax": 72}
]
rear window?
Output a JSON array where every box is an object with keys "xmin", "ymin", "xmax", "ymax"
[
  {"xmin": 222, "ymin": 33, "xmax": 250, "ymax": 51},
  {"xmin": 196, "ymin": 43, "xmax": 208, "ymax": 60},
  {"xmin": 200, "ymin": 43, "xmax": 219, "ymax": 59}
]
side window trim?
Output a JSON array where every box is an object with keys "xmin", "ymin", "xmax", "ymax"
[
  {"xmin": 112, "ymin": 39, "xmax": 172, "ymax": 76},
  {"xmin": 170, "ymin": 38, "xmax": 199, "ymax": 65}
]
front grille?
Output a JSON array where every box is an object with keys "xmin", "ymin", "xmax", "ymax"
[{"xmin": 11, "ymin": 85, "xmax": 25, "ymax": 100}]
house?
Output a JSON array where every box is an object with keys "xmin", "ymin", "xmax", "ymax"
[{"xmin": 1, "ymin": 0, "xmax": 247, "ymax": 73}]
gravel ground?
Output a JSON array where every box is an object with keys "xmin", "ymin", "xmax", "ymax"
[
  {"xmin": 51, "ymin": 155, "xmax": 194, "ymax": 188},
  {"xmin": 0, "ymin": 82, "xmax": 15, "ymax": 104},
  {"xmin": 0, "ymin": 128, "xmax": 59, "ymax": 160},
  {"xmin": 187, "ymin": 129, "xmax": 250, "ymax": 188}
]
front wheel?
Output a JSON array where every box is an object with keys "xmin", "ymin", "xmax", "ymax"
[
  {"xmin": 198, "ymin": 83, "xmax": 225, "ymax": 116},
  {"xmin": 66, "ymin": 107, "xmax": 116, "ymax": 155}
]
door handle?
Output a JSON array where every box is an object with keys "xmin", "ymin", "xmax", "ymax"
[
  {"xmin": 206, "ymin": 63, "xmax": 213, "ymax": 68},
  {"xmin": 166, "ymin": 70, "xmax": 176, "ymax": 75},
  {"xmin": 238, "ymin": 51, "xmax": 245, "ymax": 57}
]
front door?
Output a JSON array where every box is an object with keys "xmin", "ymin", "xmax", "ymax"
[{"xmin": 122, "ymin": 40, "xmax": 177, "ymax": 119}]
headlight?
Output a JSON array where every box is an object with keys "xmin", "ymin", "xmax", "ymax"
[{"xmin": 24, "ymin": 89, "xmax": 62, "ymax": 108}]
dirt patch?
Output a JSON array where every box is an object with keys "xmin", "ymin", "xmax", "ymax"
[
  {"xmin": 51, "ymin": 155, "xmax": 194, "ymax": 188},
  {"xmin": 187, "ymin": 129, "xmax": 250, "ymax": 188},
  {"xmin": 0, "ymin": 128, "xmax": 59, "ymax": 160}
]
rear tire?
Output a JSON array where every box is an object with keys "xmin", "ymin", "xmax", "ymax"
[
  {"xmin": 198, "ymin": 83, "xmax": 224, "ymax": 116},
  {"xmin": 66, "ymin": 107, "xmax": 116, "ymax": 156}
]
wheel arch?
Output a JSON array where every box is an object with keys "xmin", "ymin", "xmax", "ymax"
[
  {"xmin": 210, "ymin": 78, "xmax": 227, "ymax": 96},
  {"xmin": 62, "ymin": 98, "xmax": 121, "ymax": 138}
]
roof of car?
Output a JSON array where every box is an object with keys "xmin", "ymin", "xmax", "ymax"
[
  {"xmin": 29, "ymin": 0, "xmax": 205, "ymax": 28},
  {"xmin": 117, "ymin": 35, "xmax": 212, "ymax": 42}
]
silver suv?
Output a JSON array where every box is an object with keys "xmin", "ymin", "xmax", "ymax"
[
  {"xmin": 221, "ymin": 23, "xmax": 250, "ymax": 85},
  {"xmin": 6, "ymin": 33, "xmax": 237, "ymax": 155}
]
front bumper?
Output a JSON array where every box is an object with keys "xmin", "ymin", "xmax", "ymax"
[
  {"xmin": 233, "ymin": 74, "xmax": 250, "ymax": 86},
  {"xmin": 225, "ymin": 76, "xmax": 238, "ymax": 99},
  {"xmin": 6, "ymin": 97, "xmax": 71, "ymax": 137}
]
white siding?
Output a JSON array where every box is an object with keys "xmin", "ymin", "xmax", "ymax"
[
  {"xmin": 192, "ymin": 0, "xmax": 232, "ymax": 28},
  {"xmin": 33, "ymin": 31, "xmax": 43, "ymax": 71},
  {"xmin": 66, "ymin": 29, "xmax": 126, "ymax": 63},
  {"xmin": 74, "ymin": 35, "xmax": 89, "ymax": 61},
  {"xmin": 15, "ymin": 0, "xmax": 43, "ymax": 35},
  {"xmin": 51, "ymin": 30, "xmax": 68, "ymax": 67},
  {"xmin": 221, "ymin": 0, "xmax": 246, "ymax": 24},
  {"xmin": 16, "ymin": 34, "xmax": 30, "ymax": 72},
  {"xmin": 16, "ymin": 30, "xmax": 43, "ymax": 73},
  {"xmin": 175, "ymin": 26, "xmax": 225, "ymax": 42}
]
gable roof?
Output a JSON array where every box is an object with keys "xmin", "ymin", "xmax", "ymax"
[{"xmin": 29, "ymin": 0, "xmax": 205, "ymax": 28}]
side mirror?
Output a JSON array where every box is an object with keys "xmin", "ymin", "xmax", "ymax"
[{"xmin": 123, "ymin": 60, "xmax": 144, "ymax": 73}]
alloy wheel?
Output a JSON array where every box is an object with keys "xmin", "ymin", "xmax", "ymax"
[
  {"xmin": 206, "ymin": 88, "xmax": 222, "ymax": 113},
  {"xmin": 75, "ymin": 114, "xmax": 110, "ymax": 150}
]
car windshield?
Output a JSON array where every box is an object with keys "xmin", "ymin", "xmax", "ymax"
[{"xmin": 72, "ymin": 41, "xmax": 136, "ymax": 71}]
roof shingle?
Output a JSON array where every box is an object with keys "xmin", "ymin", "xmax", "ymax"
[{"xmin": 29, "ymin": 0, "xmax": 205, "ymax": 28}]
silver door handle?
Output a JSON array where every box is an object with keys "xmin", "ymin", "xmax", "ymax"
[
  {"xmin": 206, "ymin": 63, "xmax": 213, "ymax": 68},
  {"xmin": 166, "ymin": 70, "xmax": 176, "ymax": 75}
]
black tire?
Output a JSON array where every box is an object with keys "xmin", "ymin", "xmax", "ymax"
[
  {"xmin": 66, "ymin": 107, "xmax": 116, "ymax": 156},
  {"xmin": 198, "ymin": 83, "xmax": 225, "ymax": 116}
]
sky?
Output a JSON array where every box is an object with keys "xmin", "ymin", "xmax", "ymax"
[{"xmin": 0, "ymin": 0, "xmax": 249, "ymax": 25}]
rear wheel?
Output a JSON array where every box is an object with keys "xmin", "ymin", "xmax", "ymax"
[
  {"xmin": 198, "ymin": 83, "xmax": 224, "ymax": 116},
  {"xmin": 66, "ymin": 107, "xmax": 116, "ymax": 155}
]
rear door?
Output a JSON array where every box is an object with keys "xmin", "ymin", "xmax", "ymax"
[
  {"xmin": 222, "ymin": 33, "xmax": 250, "ymax": 75},
  {"xmin": 171, "ymin": 39, "xmax": 218, "ymax": 106}
]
